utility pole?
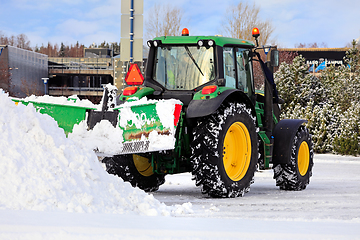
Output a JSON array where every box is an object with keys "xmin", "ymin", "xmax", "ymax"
[
  {"xmin": 120, "ymin": 0, "xmax": 143, "ymax": 90},
  {"xmin": 120, "ymin": 0, "xmax": 143, "ymax": 63},
  {"xmin": 130, "ymin": 0, "xmax": 134, "ymax": 63}
]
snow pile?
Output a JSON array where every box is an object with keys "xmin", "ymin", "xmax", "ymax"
[
  {"xmin": 0, "ymin": 91, "xmax": 191, "ymax": 216},
  {"xmin": 69, "ymin": 120, "xmax": 124, "ymax": 156}
]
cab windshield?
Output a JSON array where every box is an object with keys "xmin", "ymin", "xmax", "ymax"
[{"xmin": 153, "ymin": 45, "xmax": 215, "ymax": 90}]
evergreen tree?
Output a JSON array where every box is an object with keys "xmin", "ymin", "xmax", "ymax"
[
  {"xmin": 274, "ymin": 42, "xmax": 360, "ymax": 155},
  {"xmin": 275, "ymin": 55, "xmax": 339, "ymax": 154},
  {"xmin": 333, "ymin": 102, "xmax": 360, "ymax": 156},
  {"xmin": 344, "ymin": 39, "xmax": 359, "ymax": 73},
  {"xmin": 59, "ymin": 42, "xmax": 65, "ymax": 57}
]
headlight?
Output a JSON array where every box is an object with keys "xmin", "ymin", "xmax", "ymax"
[
  {"xmin": 147, "ymin": 40, "xmax": 162, "ymax": 48},
  {"xmin": 197, "ymin": 39, "xmax": 215, "ymax": 48}
]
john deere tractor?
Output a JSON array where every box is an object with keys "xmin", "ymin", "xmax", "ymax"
[{"xmin": 101, "ymin": 27, "xmax": 313, "ymax": 197}]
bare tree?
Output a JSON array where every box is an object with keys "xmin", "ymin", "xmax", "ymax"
[
  {"xmin": 16, "ymin": 34, "xmax": 32, "ymax": 50},
  {"xmin": 0, "ymin": 32, "xmax": 32, "ymax": 50},
  {"xmin": 20, "ymin": 78, "xmax": 42, "ymax": 96},
  {"xmin": 0, "ymin": 31, "xmax": 5, "ymax": 44},
  {"xmin": 40, "ymin": 42, "xmax": 60, "ymax": 57},
  {"xmin": 295, "ymin": 42, "xmax": 328, "ymax": 48},
  {"xmin": 0, "ymin": 58, "xmax": 11, "ymax": 93},
  {"xmin": 36, "ymin": 41, "xmax": 85, "ymax": 57},
  {"xmin": 221, "ymin": 2, "xmax": 275, "ymax": 46},
  {"xmin": 253, "ymin": 50, "xmax": 298, "ymax": 91},
  {"xmin": 145, "ymin": 4, "xmax": 184, "ymax": 40}
]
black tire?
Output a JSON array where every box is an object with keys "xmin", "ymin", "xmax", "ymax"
[
  {"xmin": 190, "ymin": 102, "xmax": 258, "ymax": 198},
  {"xmin": 102, "ymin": 154, "xmax": 165, "ymax": 192},
  {"xmin": 273, "ymin": 126, "xmax": 314, "ymax": 190}
]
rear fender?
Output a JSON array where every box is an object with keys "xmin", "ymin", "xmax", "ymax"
[
  {"xmin": 186, "ymin": 89, "xmax": 255, "ymax": 119},
  {"xmin": 273, "ymin": 119, "xmax": 308, "ymax": 164}
]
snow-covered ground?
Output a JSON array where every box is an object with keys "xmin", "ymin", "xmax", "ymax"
[
  {"xmin": 1, "ymin": 155, "xmax": 359, "ymax": 240},
  {"xmin": 155, "ymin": 154, "xmax": 360, "ymax": 221},
  {"xmin": 1, "ymin": 91, "xmax": 360, "ymax": 239}
]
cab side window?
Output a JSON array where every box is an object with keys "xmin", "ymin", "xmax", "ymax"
[
  {"xmin": 236, "ymin": 48, "xmax": 254, "ymax": 97},
  {"xmin": 236, "ymin": 49, "xmax": 247, "ymax": 92},
  {"xmin": 223, "ymin": 47, "xmax": 236, "ymax": 88}
]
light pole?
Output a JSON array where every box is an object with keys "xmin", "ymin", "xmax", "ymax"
[{"xmin": 42, "ymin": 77, "xmax": 49, "ymax": 95}]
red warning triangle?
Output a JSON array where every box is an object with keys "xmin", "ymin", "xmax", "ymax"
[{"xmin": 125, "ymin": 64, "xmax": 144, "ymax": 85}]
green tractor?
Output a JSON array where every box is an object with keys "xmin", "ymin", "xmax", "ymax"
[{"xmin": 100, "ymin": 28, "xmax": 313, "ymax": 197}]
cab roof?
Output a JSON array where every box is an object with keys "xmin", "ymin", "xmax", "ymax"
[{"xmin": 153, "ymin": 35, "xmax": 255, "ymax": 48}]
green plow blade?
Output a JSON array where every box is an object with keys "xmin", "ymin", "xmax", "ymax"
[{"xmin": 12, "ymin": 98, "xmax": 96, "ymax": 135}]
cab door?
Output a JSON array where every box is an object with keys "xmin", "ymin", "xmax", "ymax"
[{"xmin": 235, "ymin": 48, "xmax": 254, "ymax": 100}]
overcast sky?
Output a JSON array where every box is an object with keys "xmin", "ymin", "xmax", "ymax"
[{"xmin": 1, "ymin": 0, "xmax": 360, "ymax": 48}]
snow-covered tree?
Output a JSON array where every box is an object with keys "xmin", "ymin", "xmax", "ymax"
[
  {"xmin": 275, "ymin": 55, "xmax": 309, "ymax": 111},
  {"xmin": 333, "ymin": 102, "xmax": 360, "ymax": 156},
  {"xmin": 274, "ymin": 51, "xmax": 360, "ymax": 155},
  {"xmin": 344, "ymin": 40, "xmax": 359, "ymax": 73},
  {"xmin": 276, "ymin": 55, "xmax": 330, "ymax": 152}
]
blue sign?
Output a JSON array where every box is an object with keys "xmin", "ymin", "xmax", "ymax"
[
  {"xmin": 315, "ymin": 61, "xmax": 326, "ymax": 72},
  {"xmin": 309, "ymin": 64, "xmax": 314, "ymax": 72}
]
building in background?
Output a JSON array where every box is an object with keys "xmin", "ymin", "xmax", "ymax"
[
  {"xmin": 0, "ymin": 44, "xmax": 146, "ymax": 103},
  {"xmin": 279, "ymin": 48, "xmax": 348, "ymax": 71},
  {"xmin": 0, "ymin": 45, "xmax": 48, "ymax": 97},
  {"xmin": 84, "ymin": 48, "xmax": 112, "ymax": 58},
  {"xmin": 48, "ymin": 47, "xmax": 146, "ymax": 103},
  {"xmin": 48, "ymin": 48, "xmax": 125, "ymax": 103}
]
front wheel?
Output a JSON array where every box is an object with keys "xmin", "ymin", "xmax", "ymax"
[
  {"xmin": 273, "ymin": 126, "xmax": 314, "ymax": 190},
  {"xmin": 191, "ymin": 102, "xmax": 258, "ymax": 197},
  {"xmin": 102, "ymin": 154, "xmax": 165, "ymax": 192}
]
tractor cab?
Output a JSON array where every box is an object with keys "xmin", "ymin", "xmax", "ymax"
[{"xmin": 144, "ymin": 29, "xmax": 258, "ymax": 107}]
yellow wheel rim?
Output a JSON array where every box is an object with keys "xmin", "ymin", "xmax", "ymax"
[
  {"xmin": 133, "ymin": 155, "xmax": 154, "ymax": 177},
  {"xmin": 223, "ymin": 122, "xmax": 251, "ymax": 181},
  {"xmin": 298, "ymin": 141, "xmax": 310, "ymax": 176}
]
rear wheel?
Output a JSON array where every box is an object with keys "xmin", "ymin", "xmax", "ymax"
[
  {"xmin": 102, "ymin": 154, "xmax": 165, "ymax": 192},
  {"xmin": 191, "ymin": 102, "xmax": 258, "ymax": 197},
  {"xmin": 273, "ymin": 126, "xmax": 313, "ymax": 190}
]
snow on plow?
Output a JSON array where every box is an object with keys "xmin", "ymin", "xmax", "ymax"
[
  {"xmin": 12, "ymin": 95, "xmax": 97, "ymax": 135},
  {"xmin": 114, "ymin": 98, "xmax": 183, "ymax": 154}
]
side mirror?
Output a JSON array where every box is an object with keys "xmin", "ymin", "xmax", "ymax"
[{"xmin": 270, "ymin": 50, "xmax": 279, "ymax": 67}]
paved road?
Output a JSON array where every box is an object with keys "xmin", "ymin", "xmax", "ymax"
[{"xmin": 153, "ymin": 154, "xmax": 360, "ymax": 221}]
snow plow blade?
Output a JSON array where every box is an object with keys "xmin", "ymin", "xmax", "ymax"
[
  {"xmin": 11, "ymin": 85, "xmax": 183, "ymax": 155},
  {"xmin": 111, "ymin": 99, "xmax": 183, "ymax": 155},
  {"xmin": 12, "ymin": 98, "xmax": 96, "ymax": 135}
]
